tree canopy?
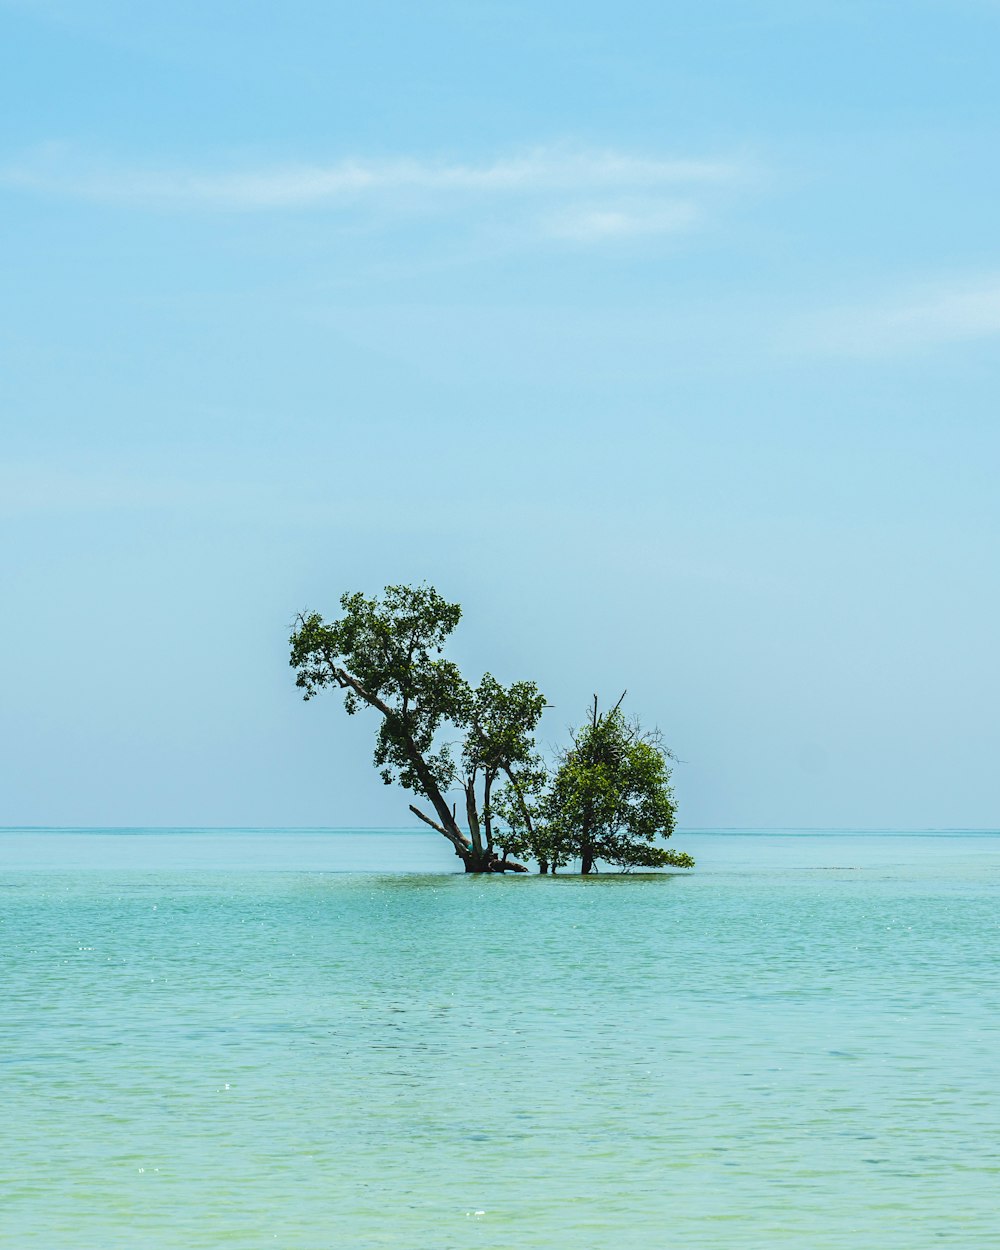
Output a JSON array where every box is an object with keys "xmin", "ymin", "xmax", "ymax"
[
  {"xmin": 292, "ymin": 584, "xmax": 470, "ymax": 865},
  {"xmin": 289, "ymin": 583, "xmax": 692, "ymax": 875},
  {"xmin": 541, "ymin": 698, "xmax": 694, "ymax": 874}
]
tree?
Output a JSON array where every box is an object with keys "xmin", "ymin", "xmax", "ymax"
[
  {"xmin": 289, "ymin": 584, "xmax": 542, "ymax": 873},
  {"xmin": 542, "ymin": 696, "xmax": 694, "ymax": 874},
  {"xmin": 290, "ymin": 584, "xmax": 694, "ymax": 876},
  {"xmin": 490, "ymin": 758, "xmax": 553, "ymax": 872},
  {"xmin": 461, "ymin": 674, "xmax": 547, "ymax": 870}
]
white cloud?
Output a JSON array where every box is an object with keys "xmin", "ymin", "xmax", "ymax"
[
  {"xmin": 1, "ymin": 144, "xmax": 747, "ymax": 213},
  {"xmin": 794, "ymin": 276, "xmax": 1000, "ymax": 355},
  {"xmin": 545, "ymin": 201, "xmax": 698, "ymax": 242}
]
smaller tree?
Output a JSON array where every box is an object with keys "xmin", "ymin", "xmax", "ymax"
[{"xmin": 544, "ymin": 697, "xmax": 694, "ymax": 873}]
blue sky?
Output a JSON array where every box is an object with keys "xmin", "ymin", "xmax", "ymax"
[{"xmin": 3, "ymin": 0, "xmax": 999, "ymax": 828}]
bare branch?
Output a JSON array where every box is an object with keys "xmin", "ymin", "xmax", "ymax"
[{"xmin": 408, "ymin": 803, "xmax": 448, "ymax": 835}]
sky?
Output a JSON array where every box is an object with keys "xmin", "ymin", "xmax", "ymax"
[{"xmin": 3, "ymin": 0, "xmax": 999, "ymax": 830}]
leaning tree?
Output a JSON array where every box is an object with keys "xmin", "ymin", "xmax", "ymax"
[{"xmin": 289, "ymin": 584, "xmax": 544, "ymax": 873}]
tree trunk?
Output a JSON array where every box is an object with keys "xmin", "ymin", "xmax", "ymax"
[
  {"xmin": 462, "ymin": 846, "xmax": 491, "ymax": 873},
  {"xmin": 464, "ymin": 779, "xmax": 484, "ymax": 860},
  {"xmin": 327, "ymin": 664, "xmax": 515, "ymax": 872},
  {"xmin": 407, "ymin": 748, "xmax": 462, "ymax": 842},
  {"xmin": 328, "ymin": 668, "xmax": 464, "ymax": 850},
  {"xmin": 580, "ymin": 806, "xmax": 594, "ymax": 874},
  {"xmin": 538, "ymin": 860, "xmax": 549, "ymax": 875},
  {"xmin": 483, "ymin": 773, "xmax": 494, "ymax": 852},
  {"xmin": 461, "ymin": 848, "xmax": 528, "ymax": 873}
]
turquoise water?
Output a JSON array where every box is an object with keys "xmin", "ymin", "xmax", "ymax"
[{"xmin": 2, "ymin": 830, "xmax": 998, "ymax": 1248}]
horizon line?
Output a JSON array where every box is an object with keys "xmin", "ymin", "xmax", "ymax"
[{"xmin": 2, "ymin": 825, "xmax": 998, "ymax": 835}]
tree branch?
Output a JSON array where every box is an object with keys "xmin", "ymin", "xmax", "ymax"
[
  {"xmin": 502, "ymin": 765, "xmax": 536, "ymax": 838},
  {"xmin": 320, "ymin": 653, "xmax": 394, "ymax": 718},
  {"xmin": 409, "ymin": 804, "xmax": 468, "ymax": 854},
  {"xmin": 408, "ymin": 803, "xmax": 448, "ymax": 835}
]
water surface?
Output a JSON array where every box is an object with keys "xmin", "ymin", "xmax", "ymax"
[{"xmin": 2, "ymin": 829, "xmax": 998, "ymax": 1248}]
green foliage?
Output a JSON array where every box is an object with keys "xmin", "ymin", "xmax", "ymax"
[
  {"xmin": 290, "ymin": 582, "xmax": 692, "ymax": 875},
  {"xmin": 290, "ymin": 584, "xmax": 469, "ymax": 797},
  {"xmin": 463, "ymin": 673, "xmax": 546, "ymax": 783},
  {"xmin": 458, "ymin": 672, "xmax": 547, "ymax": 861},
  {"xmin": 542, "ymin": 702, "xmax": 693, "ymax": 872},
  {"xmin": 490, "ymin": 762, "xmax": 551, "ymax": 865}
]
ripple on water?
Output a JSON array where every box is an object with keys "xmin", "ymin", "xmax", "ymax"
[{"xmin": 1, "ymin": 833, "xmax": 999, "ymax": 1248}]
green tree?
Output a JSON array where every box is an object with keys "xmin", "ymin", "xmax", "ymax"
[
  {"xmin": 461, "ymin": 673, "xmax": 547, "ymax": 870},
  {"xmin": 544, "ymin": 697, "xmax": 694, "ymax": 874},
  {"xmin": 490, "ymin": 759, "xmax": 554, "ymax": 872},
  {"xmin": 290, "ymin": 585, "xmax": 693, "ymax": 876},
  {"xmin": 289, "ymin": 584, "xmax": 543, "ymax": 873}
]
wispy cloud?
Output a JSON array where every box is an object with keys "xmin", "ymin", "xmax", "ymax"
[
  {"xmin": 544, "ymin": 200, "xmax": 699, "ymax": 242},
  {"xmin": 1, "ymin": 144, "xmax": 753, "ymax": 250},
  {"xmin": 2, "ymin": 146, "xmax": 746, "ymax": 210},
  {"xmin": 793, "ymin": 276, "xmax": 1000, "ymax": 355}
]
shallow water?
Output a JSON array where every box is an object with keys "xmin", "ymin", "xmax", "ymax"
[{"xmin": 2, "ymin": 830, "xmax": 999, "ymax": 1248}]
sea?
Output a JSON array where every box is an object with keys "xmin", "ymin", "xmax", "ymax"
[{"xmin": 2, "ymin": 828, "xmax": 998, "ymax": 1249}]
